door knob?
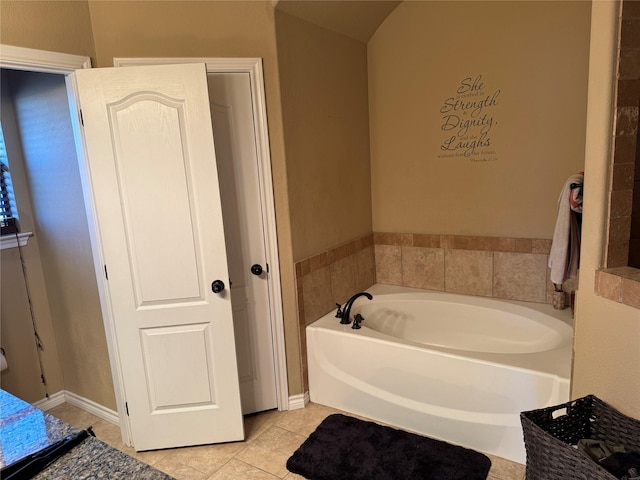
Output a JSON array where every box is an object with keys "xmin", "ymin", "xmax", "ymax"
[
  {"xmin": 211, "ymin": 280, "xmax": 225, "ymax": 294},
  {"xmin": 251, "ymin": 264, "xmax": 263, "ymax": 276}
]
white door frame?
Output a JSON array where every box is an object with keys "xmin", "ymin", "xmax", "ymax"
[
  {"xmin": 0, "ymin": 44, "xmax": 134, "ymax": 443},
  {"xmin": 1, "ymin": 46, "xmax": 289, "ymax": 443},
  {"xmin": 113, "ymin": 57, "xmax": 288, "ymax": 413}
]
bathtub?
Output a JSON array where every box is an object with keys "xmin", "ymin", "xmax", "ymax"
[{"xmin": 306, "ymin": 284, "xmax": 574, "ymax": 464}]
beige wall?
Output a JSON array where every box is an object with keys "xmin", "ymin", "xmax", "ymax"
[
  {"xmin": 0, "ymin": 1, "xmax": 95, "ymax": 59},
  {"xmin": 0, "ymin": 75, "xmax": 66, "ymax": 403},
  {"xmin": 275, "ymin": 10, "xmax": 373, "ymax": 261},
  {"xmin": 572, "ymin": 0, "xmax": 640, "ymax": 419},
  {"xmin": 368, "ymin": 1, "xmax": 590, "ymax": 239},
  {"xmin": 7, "ymin": 70, "xmax": 115, "ymax": 409}
]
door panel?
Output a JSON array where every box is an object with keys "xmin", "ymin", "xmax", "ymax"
[
  {"xmin": 207, "ymin": 73, "xmax": 277, "ymax": 414},
  {"xmin": 110, "ymin": 94, "xmax": 203, "ymax": 305},
  {"xmin": 74, "ymin": 63, "xmax": 243, "ymax": 450},
  {"xmin": 140, "ymin": 323, "xmax": 214, "ymax": 409}
]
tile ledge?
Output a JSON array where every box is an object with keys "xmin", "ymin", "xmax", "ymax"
[
  {"xmin": 595, "ymin": 267, "xmax": 640, "ymax": 309},
  {"xmin": 598, "ymin": 266, "xmax": 640, "ymax": 281}
]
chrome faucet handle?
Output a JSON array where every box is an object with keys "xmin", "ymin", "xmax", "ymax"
[
  {"xmin": 352, "ymin": 313, "xmax": 364, "ymax": 329},
  {"xmin": 335, "ymin": 303, "xmax": 343, "ymax": 319}
]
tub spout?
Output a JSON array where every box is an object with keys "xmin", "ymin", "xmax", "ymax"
[{"xmin": 340, "ymin": 292, "xmax": 373, "ymax": 325}]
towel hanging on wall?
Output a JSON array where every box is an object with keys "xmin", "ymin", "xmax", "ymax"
[{"xmin": 549, "ymin": 172, "xmax": 584, "ymax": 287}]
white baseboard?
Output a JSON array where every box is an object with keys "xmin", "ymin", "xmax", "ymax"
[
  {"xmin": 37, "ymin": 390, "xmax": 307, "ymax": 422},
  {"xmin": 288, "ymin": 391, "xmax": 310, "ymax": 410},
  {"xmin": 64, "ymin": 390, "xmax": 119, "ymax": 425},
  {"xmin": 37, "ymin": 390, "xmax": 119, "ymax": 426},
  {"xmin": 33, "ymin": 390, "xmax": 65, "ymax": 410}
]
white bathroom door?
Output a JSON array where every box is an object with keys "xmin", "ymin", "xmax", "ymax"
[
  {"xmin": 207, "ymin": 72, "xmax": 278, "ymax": 414},
  {"xmin": 74, "ymin": 63, "xmax": 244, "ymax": 450}
]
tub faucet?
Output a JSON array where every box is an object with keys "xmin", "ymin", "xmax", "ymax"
[{"xmin": 340, "ymin": 292, "xmax": 373, "ymax": 325}]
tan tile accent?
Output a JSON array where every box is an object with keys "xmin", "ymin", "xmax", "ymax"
[
  {"xmin": 372, "ymin": 232, "xmax": 558, "ymax": 303},
  {"xmin": 299, "ymin": 259, "xmax": 310, "ymax": 277},
  {"xmin": 598, "ymin": 267, "xmax": 640, "ymax": 308},
  {"xmin": 609, "ymin": 216, "xmax": 633, "ymax": 244},
  {"xmin": 327, "ymin": 240, "xmax": 355, "ymax": 264},
  {"xmin": 596, "ymin": 270, "xmax": 623, "ymax": 302},
  {"xmin": 514, "ymin": 238, "xmax": 533, "ymax": 253},
  {"xmin": 612, "ymin": 162, "xmax": 636, "ymax": 190},
  {"xmin": 302, "ymin": 267, "xmax": 333, "ymax": 325},
  {"xmin": 532, "ymin": 239, "xmax": 552, "ymax": 255},
  {"xmin": 401, "ymin": 246, "xmax": 445, "ymax": 291},
  {"xmin": 413, "ymin": 233, "xmax": 441, "ymax": 248},
  {"xmin": 401, "ymin": 233, "xmax": 413, "ymax": 246},
  {"xmin": 623, "ymin": 276, "xmax": 640, "ymax": 308},
  {"xmin": 375, "ymin": 244, "xmax": 402, "ymax": 285},
  {"xmin": 607, "ymin": 241, "xmax": 630, "ymax": 267},
  {"xmin": 445, "ymin": 249, "xmax": 493, "ymax": 296},
  {"xmin": 374, "ymin": 231, "xmax": 403, "ymax": 245},
  {"xmin": 440, "ymin": 234, "xmax": 455, "ymax": 249},
  {"xmin": 330, "ymin": 256, "xmax": 357, "ymax": 305},
  {"xmin": 308, "ymin": 252, "xmax": 328, "ymax": 271},
  {"xmin": 494, "ymin": 252, "xmax": 547, "ymax": 303},
  {"xmin": 295, "ymin": 233, "xmax": 377, "ymax": 327},
  {"xmin": 610, "ymin": 189, "xmax": 634, "ymax": 217},
  {"xmin": 354, "ymin": 246, "xmax": 376, "ymax": 292}
]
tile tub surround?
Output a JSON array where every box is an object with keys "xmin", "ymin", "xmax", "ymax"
[
  {"xmin": 294, "ymin": 233, "xmax": 376, "ymax": 390},
  {"xmin": 295, "ymin": 233, "xmax": 376, "ymax": 328},
  {"xmin": 374, "ymin": 232, "xmax": 578, "ymax": 305},
  {"xmin": 293, "ymin": 231, "xmax": 578, "ymax": 391}
]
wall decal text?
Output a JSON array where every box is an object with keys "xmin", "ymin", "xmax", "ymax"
[{"xmin": 437, "ymin": 75, "xmax": 500, "ymax": 162}]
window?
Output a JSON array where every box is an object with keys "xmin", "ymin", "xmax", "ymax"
[{"xmin": 0, "ymin": 123, "xmax": 19, "ymax": 234}]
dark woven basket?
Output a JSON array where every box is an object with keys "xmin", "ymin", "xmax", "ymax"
[{"xmin": 521, "ymin": 395, "xmax": 640, "ymax": 480}]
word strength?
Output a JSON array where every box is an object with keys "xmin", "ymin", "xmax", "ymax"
[{"xmin": 438, "ymin": 75, "xmax": 501, "ymax": 158}]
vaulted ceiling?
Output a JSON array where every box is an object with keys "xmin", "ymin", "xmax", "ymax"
[{"xmin": 275, "ymin": 0, "xmax": 402, "ymax": 43}]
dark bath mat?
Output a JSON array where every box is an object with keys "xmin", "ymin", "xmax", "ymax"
[{"xmin": 286, "ymin": 414, "xmax": 491, "ymax": 480}]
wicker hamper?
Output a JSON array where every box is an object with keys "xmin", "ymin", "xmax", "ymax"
[{"xmin": 521, "ymin": 395, "xmax": 640, "ymax": 480}]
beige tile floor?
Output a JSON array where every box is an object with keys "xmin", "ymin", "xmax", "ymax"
[{"xmin": 47, "ymin": 402, "xmax": 526, "ymax": 480}]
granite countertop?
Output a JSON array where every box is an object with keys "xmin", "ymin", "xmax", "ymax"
[{"xmin": 0, "ymin": 389, "xmax": 174, "ymax": 479}]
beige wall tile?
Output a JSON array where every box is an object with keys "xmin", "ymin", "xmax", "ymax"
[
  {"xmin": 401, "ymin": 246, "xmax": 445, "ymax": 291},
  {"xmin": 302, "ymin": 267, "xmax": 333, "ymax": 324},
  {"xmin": 596, "ymin": 270, "xmax": 623, "ymax": 302},
  {"xmin": 354, "ymin": 245, "xmax": 376, "ymax": 291},
  {"xmin": 622, "ymin": 277, "xmax": 640, "ymax": 308},
  {"xmin": 494, "ymin": 252, "xmax": 548, "ymax": 303},
  {"xmin": 375, "ymin": 244, "xmax": 402, "ymax": 285},
  {"xmin": 445, "ymin": 249, "xmax": 493, "ymax": 296},
  {"xmin": 330, "ymin": 256, "xmax": 357, "ymax": 305}
]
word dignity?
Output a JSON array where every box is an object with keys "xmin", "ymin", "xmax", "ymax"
[{"xmin": 440, "ymin": 75, "xmax": 500, "ymax": 157}]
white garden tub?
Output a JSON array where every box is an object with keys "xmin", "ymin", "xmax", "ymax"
[{"xmin": 306, "ymin": 284, "xmax": 574, "ymax": 464}]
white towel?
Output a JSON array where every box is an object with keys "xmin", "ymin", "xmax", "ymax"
[{"xmin": 549, "ymin": 173, "xmax": 584, "ymax": 286}]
